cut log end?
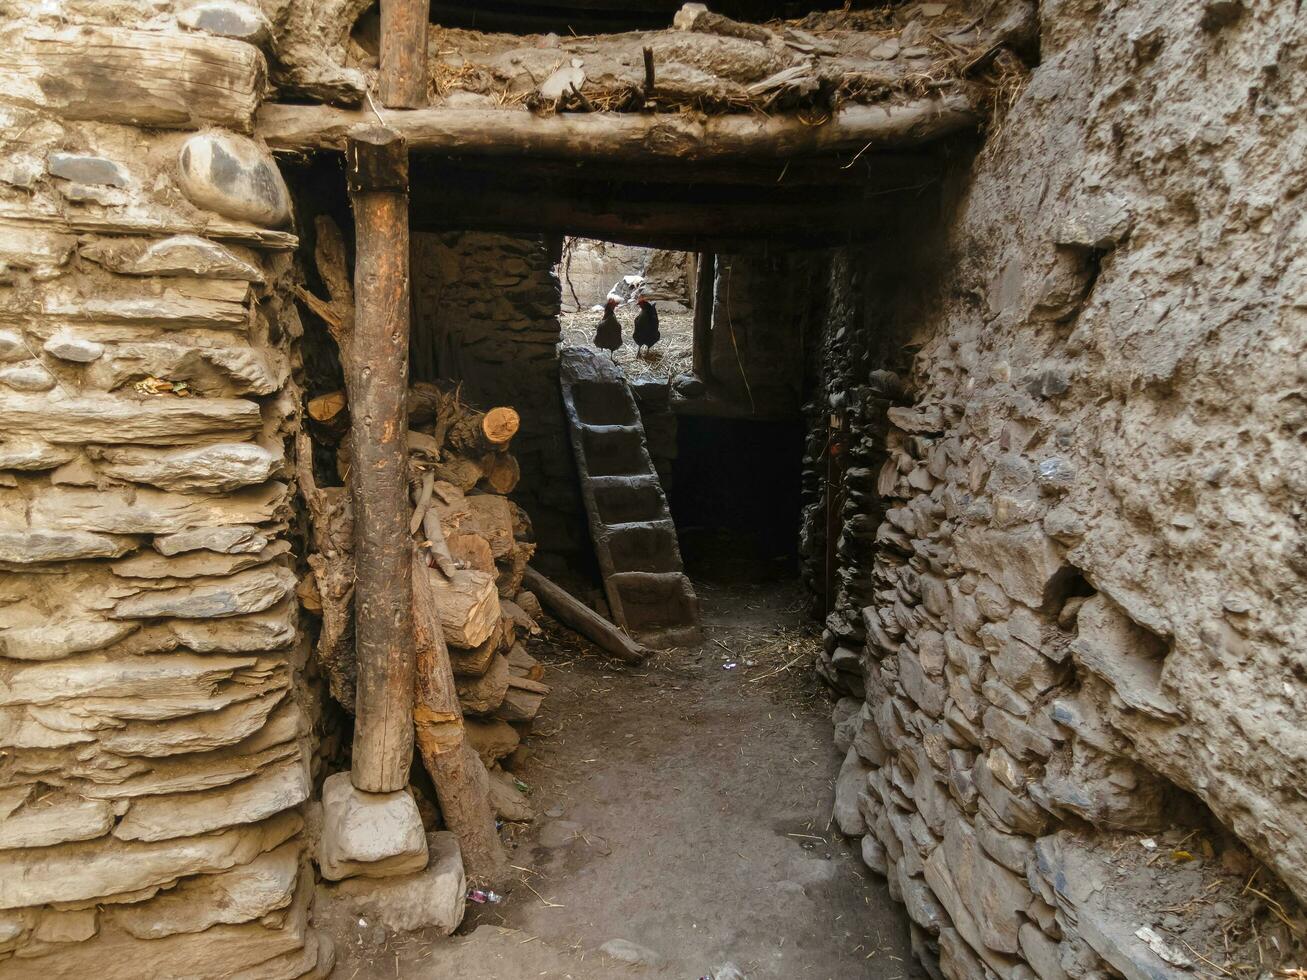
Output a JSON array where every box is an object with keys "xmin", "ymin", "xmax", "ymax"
[{"xmin": 482, "ymin": 407, "xmax": 520, "ymax": 445}]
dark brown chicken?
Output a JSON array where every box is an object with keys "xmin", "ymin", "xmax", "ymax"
[
  {"xmin": 632, "ymin": 297, "xmax": 660, "ymax": 358},
  {"xmin": 593, "ymin": 297, "xmax": 622, "ymax": 357}
]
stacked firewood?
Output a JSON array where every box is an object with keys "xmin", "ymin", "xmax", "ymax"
[
  {"xmin": 302, "ymin": 382, "xmax": 551, "ymax": 742},
  {"xmin": 294, "ymin": 216, "xmax": 549, "ymax": 875}
]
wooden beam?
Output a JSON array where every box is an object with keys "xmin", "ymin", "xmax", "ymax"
[
  {"xmin": 407, "ymin": 180, "xmax": 895, "ymax": 250},
  {"xmin": 379, "ymin": 0, "xmax": 431, "ymax": 108},
  {"xmin": 692, "ymin": 252, "xmax": 715, "ymax": 381},
  {"xmin": 3, "ymin": 24, "xmax": 264, "ymax": 132},
  {"xmin": 523, "ymin": 567, "xmax": 648, "ymax": 664},
  {"xmin": 346, "ymin": 128, "xmax": 416, "ymax": 795},
  {"xmin": 258, "ymin": 96, "xmax": 979, "ymax": 162}
]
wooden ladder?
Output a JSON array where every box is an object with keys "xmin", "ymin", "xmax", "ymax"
[{"xmin": 559, "ymin": 346, "xmax": 703, "ymax": 649}]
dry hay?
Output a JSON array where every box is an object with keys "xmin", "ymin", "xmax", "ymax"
[{"xmin": 416, "ymin": 4, "xmax": 1027, "ymax": 123}]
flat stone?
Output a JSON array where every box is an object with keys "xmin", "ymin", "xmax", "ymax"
[
  {"xmin": 0, "ymin": 809, "xmax": 300, "ymax": 910},
  {"xmin": 109, "ymin": 841, "xmax": 299, "ymax": 939},
  {"xmin": 0, "ymin": 439, "xmax": 77, "ymax": 471},
  {"xmin": 0, "ymin": 619, "xmax": 138, "ymax": 661},
  {"xmin": 167, "ymin": 600, "xmax": 296, "ymax": 653},
  {"xmin": 83, "ymin": 234, "xmax": 263, "ymax": 281},
  {"xmin": 47, "ymin": 152, "xmax": 130, "ymax": 187},
  {"xmin": 0, "ymin": 652, "xmax": 265, "ymax": 709},
  {"xmin": 600, "ymin": 938, "xmax": 663, "ymax": 967},
  {"xmin": 0, "ymin": 793, "xmax": 115, "ymax": 849},
  {"xmin": 114, "ymin": 756, "xmax": 310, "ymax": 842},
  {"xmin": 179, "ymin": 1, "xmax": 272, "ymax": 46},
  {"xmin": 0, "ymin": 529, "xmax": 135, "ymax": 563},
  {"xmin": 32, "ymin": 908, "xmax": 98, "ymax": 943},
  {"xmin": 99, "ymin": 690, "xmax": 285, "ymax": 757},
  {"xmin": 0, "ymin": 364, "xmax": 56, "ymax": 392},
  {"xmin": 953, "ymin": 526, "xmax": 1065, "ymax": 609},
  {"xmin": 487, "ymin": 768, "xmax": 534, "ymax": 822},
  {"xmin": 43, "ymin": 332, "xmax": 105, "ymax": 363},
  {"xmin": 834, "ymin": 745, "xmax": 869, "ymax": 836},
  {"xmin": 176, "ymin": 131, "xmax": 291, "ymax": 228},
  {"xmin": 110, "ymin": 565, "xmax": 296, "ymax": 620},
  {"xmin": 24, "ymin": 482, "xmax": 283, "ymax": 536},
  {"xmin": 4, "ymin": 874, "xmax": 312, "ymax": 978},
  {"xmin": 860, "ymin": 832, "xmax": 888, "ymax": 875},
  {"xmin": 0, "ymin": 392, "xmax": 262, "ymax": 445},
  {"xmin": 1070, "ymin": 594, "xmax": 1181, "ymax": 720},
  {"xmin": 93, "ymin": 442, "xmax": 282, "ymax": 493},
  {"xmin": 318, "ymin": 772, "xmax": 428, "ymax": 881},
  {"xmin": 111, "ymin": 540, "xmax": 286, "ymax": 579},
  {"xmin": 153, "ymin": 524, "xmax": 271, "ymax": 556},
  {"xmin": 1019, "ymin": 922, "xmax": 1069, "ymax": 980},
  {"xmin": 984, "ymin": 706, "xmax": 1057, "ymax": 761},
  {"xmin": 331, "ymin": 832, "xmax": 465, "ymax": 933}
]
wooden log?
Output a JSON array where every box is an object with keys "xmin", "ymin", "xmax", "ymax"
[
  {"xmin": 449, "ymin": 620, "xmax": 504, "ymax": 678},
  {"xmin": 3, "ymin": 25, "xmax": 264, "ymax": 131},
  {"xmin": 522, "ymin": 567, "xmax": 648, "ymax": 664},
  {"xmin": 431, "ymin": 457, "xmax": 483, "ymax": 492},
  {"xmin": 258, "ymin": 96, "xmax": 980, "ymax": 160},
  {"xmin": 378, "ymin": 0, "xmax": 431, "ymax": 109},
  {"xmin": 456, "ymin": 653, "xmax": 511, "ymax": 715},
  {"xmin": 494, "ymin": 687, "xmax": 545, "ymax": 723},
  {"xmin": 412, "ymin": 550, "xmax": 507, "ymax": 879},
  {"xmin": 448, "ymin": 406, "xmax": 520, "ymax": 456},
  {"xmin": 346, "ymin": 128, "xmax": 415, "ymax": 795},
  {"xmin": 295, "ymin": 431, "xmax": 357, "ymax": 709},
  {"xmin": 407, "ymin": 172, "xmax": 896, "ymax": 250},
  {"xmin": 431, "ymin": 568, "xmax": 501, "ymax": 649},
  {"xmin": 308, "ymin": 391, "xmax": 347, "ymax": 422},
  {"xmin": 692, "ymin": 251, "xmax": 715, "ymax": 381},
  {"xmin": 478, "ymin": 452, "xmax": 520, "ymax": 495}
]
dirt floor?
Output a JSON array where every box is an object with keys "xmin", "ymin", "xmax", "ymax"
[{"xmin": 320, "ymin": 546, "xmax": 914, "ymax": 979}]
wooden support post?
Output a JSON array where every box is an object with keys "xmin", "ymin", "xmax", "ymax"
[
  {"xmin": 346, "ymin": 128, "xmax": 415, "ymax": 794},
  {"xmin": 692, "ymin": 252, "xmax": 715, "ymax": 381},
  {"xmin": 378, "ymin": 0, "xmax": 431, "ymax": 109}
]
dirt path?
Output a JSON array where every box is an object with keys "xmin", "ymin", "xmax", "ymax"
[{"xmin": 322, "ymin": 572, "xmax": 913, "ymax": 979}]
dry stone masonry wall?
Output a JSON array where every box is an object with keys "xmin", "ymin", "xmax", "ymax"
[
  {"xmin": 411, "ymin": 231, "xmax": 585, "ymax": 557},
  {"xmin": 819, "ymin": 1, "xmax": 1307, "ymax": 978},
  {"xmin": 0, "ymin": 4, "xmax": 329, "ymax": 976}
]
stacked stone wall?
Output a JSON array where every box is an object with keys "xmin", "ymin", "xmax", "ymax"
[
  {"xmin": 0, "ymin": 6, "xmax": 328, "ymax": 977},
  {"xmin": 818, "ymin": 1, "xmax": 1307, "ymax": 977},
  {"xmin": 410, "ymin": 232, "xmax": 585, "ymax": 557}
]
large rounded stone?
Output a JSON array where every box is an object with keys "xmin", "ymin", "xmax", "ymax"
[{"xmin": 176, "ymin": 132, "xmax": 291, "ymax": 228}]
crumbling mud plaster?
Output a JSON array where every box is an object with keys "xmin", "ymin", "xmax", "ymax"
[
  {"xmin": 814, "ymin": 0, "xmax": 1307, "ymax": 977},
  {"xmin": 0, "ymin": 3, "xmax": 329, "ymax": 976}
]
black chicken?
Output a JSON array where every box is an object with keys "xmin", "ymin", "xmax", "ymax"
[
  {"xmin": 593, "ymin": 297, "xmax": 622, "ymax": 357},
  {"xmin": 632, "ymin": 297, "xmax": 660, "ymax": 359}
]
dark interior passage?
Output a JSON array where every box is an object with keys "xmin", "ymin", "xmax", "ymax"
[{"xmin": 669, "ymin": 415, "xmax": 805, "ymax": 583}]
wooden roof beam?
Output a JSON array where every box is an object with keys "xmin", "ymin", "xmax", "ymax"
[{"xmin": 257, "ymin": 95, "xmax": 980, "ymax": 164}]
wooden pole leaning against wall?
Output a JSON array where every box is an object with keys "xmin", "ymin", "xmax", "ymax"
[
  {"xmin": 379, "ymin": 0, "xmax": 431, "ymax": 108},
  {"xmin": 346, "ymin": 127, "xmax": 416, "ymax": 793},
  {"xmin": 692, "ymin": 252, "xmax": 715, "ymax": 382}
]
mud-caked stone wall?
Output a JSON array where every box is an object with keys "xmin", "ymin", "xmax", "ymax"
[
  {"xmin": 411, "ymin": 232, "xmax": 585, "ymax": 556},
  {"xmin": 820, "ymin": 1, "xmax": 1307, "ymax": 977},
  {"xmin": 0, "ymin": 6, "xmax": 329, "ymax": 977},
  {"xmin": 712, "ymin": 250, "xmax": 827, "ymax": 418}
]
